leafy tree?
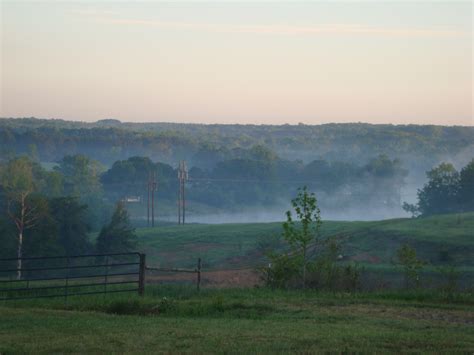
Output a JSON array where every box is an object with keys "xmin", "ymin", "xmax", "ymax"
[
  {"xmin": 0, "ymin": 214, "xmax": 17, "ymax": 259},
  {"xmin": 209, "ymin": 159, "xmax": 276, "ymax": 206},
  {"xmin": 364, "ymin": 154, "xmax": 405, "ymax": 179},
  {"xmin": 303, "ymin": 159, "xmax": 332, "ymax": 190},
  {"xmin": 192, "ymin": 143, "xmax": 227, "ymax": 169},
  {"xmin": 458, "ymin": 159, "xmax": 474, "ymax": 211},
  {"xmin": 402, "ymin": 202, "xmax": 420, "ymax": 218},
  {"xmin": 0, "ymin": 157, "xmax": 46, "ymax": 279},
  {"xmin": 56, "ymin": 155, "xmax": 103, "ymax": 197},
  {"xmin": 49, "ymin": 197, "xmax": 92, "ymax": 255},
  {"xmin": 265, "ymin": 188, "xmax": 356, "ymax": 290},
  {"xmin": 56, "ymin": 154, "xmax": 108, "ymax": 230},
  {"xmin": 362, "ymin": 154, "xmax": 407, "ymax": 207},
  {"xmin": 404, "ymin": 160, "xmax": 474, "ymax": 217},
  {"xmin": 263, "ymin": 253, "xmax": 300, "ymax": 289},
  {"xmin": 282, "ymin": 186, "xmax": 322, "ymax": 288},
  {"xmin": 27, "ymin": 144, "xmax": 39, "ymax": 162},
  {"xmin": 40, "ymin": 170, "xmax": 64, "ymax": 198},
  {"xmin": 417, "ymin": 163, "xmax": 460, "ymax": 216},
  {"xmin": 96, "ymin": 202, "xmax": 137, "ymax": 254},
  {"xmin": 248, "ymin": 145, "xmax": 278, "ymax": 162},
  {"xmin": 396, "ymin": 244, "xmax": 425, "ymax": 288},
  {"xmin": 22, "ymin": 196, "xmax": 62, "ymax": 258},
  {"xmin": 101, "ymin": 156, "xmax": 153, "ymax": 201}
]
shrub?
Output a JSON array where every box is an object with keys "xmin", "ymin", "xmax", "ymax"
[
  {"xmin": 396, "ymin": 244, "xmax": 425, "ymax": 289},
  {"xmin": 262, "ymin": 252, "xmax": 300, "ymax": 289},
  {"xmin": 437, "ymin": 265, "xmax": 460, "ymax": 295}
]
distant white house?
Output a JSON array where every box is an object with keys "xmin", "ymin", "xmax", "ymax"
[{"xmin": 122, "ymin": 196, "xmax": 141, "ymax": 203}]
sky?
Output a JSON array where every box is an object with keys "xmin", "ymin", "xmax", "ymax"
[{"xmin": 0, "ymin": 1, "xmax": 472, "ymax": 125}]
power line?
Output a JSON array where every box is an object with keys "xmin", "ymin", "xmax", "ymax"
[
  {"xmin": 100, "ymin": 179, "xmax": 474, "ymax": 189},
  {"xmin": 101, "ymin": 179, "xmax": 438, "ymax": 198},
  {"xmin": 101, "ymin": 173, "xmax": 474, "ymax": 207}
]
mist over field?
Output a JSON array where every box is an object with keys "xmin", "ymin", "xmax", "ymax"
[
  {"xmin": 1, "ymin": 118, "xmax": 473, "ymax": 224},
  {"xmin": 185, "ymin": 205, "xmax": 409, "ymax": 224},
  {"xmin": 1, "ymin": 2, "xmax": 473, "ymax": 353}
]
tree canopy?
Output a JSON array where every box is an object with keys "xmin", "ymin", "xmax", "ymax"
[
  {"xmin": 406, "ymin": 160, "xmax": 474, "ymax": 216},
  {"xmin": 96, "ymin": 202, "xmax": 137, "ymax": 255}
]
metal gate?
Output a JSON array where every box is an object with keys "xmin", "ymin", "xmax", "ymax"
[{"xmin": 0, "ymin": 252, "xmax": 146, "ymax": 301}]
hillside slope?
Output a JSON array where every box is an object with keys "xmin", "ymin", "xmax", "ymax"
[{"xmin": 137, "ymin": 212, "xmax": 474, "ymax": 271}]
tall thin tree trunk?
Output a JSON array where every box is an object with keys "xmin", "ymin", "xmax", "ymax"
[{"xmin": 17, "ymin": 230, "xmax": 23, "ymax": 280}]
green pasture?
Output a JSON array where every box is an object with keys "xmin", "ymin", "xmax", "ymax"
[
  {"xmin": 1, "ymin": 286, "xmax": 473, "ymax": 353},
  {"xmin": 136, "ymin": 212, "xmax": 474, "ymax": 271}
]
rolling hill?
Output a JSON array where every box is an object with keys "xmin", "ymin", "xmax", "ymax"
[{"xmin": 136, "ymin": 212, "xmax": 474, "ymax": 275}]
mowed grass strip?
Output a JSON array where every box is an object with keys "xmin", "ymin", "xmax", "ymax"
[{"xmin": 1, "ymin": 287, "xmax": 473, "ymax": 353}]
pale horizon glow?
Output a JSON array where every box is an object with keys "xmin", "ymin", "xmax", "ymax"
[{"xmin": 0, "ymin": 1, "xmax": 472, "ymax": 126}]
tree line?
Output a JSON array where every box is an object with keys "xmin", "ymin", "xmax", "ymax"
[
  {"xmin": 102, "ymin": 151, "xmax": 409, "ymax": 213},
  {"xmin": 1, "ymin": 151, "xmax": 410, "ymax": 226},
  {"xmin": 0, "ymin": 152, "xmax": 472, "ymax": 263},
  {"xmin": 0, "ymin": 157, "xmax": 137, "ymax": 266},
  {"xmin": 1, "ymin": 118, "xmax": 472, "ymax": 171}
]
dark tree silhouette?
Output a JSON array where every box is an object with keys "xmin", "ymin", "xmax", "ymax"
[{"xmin": 96, "ymin": 202, "xmax": 137, "ymax": 254}]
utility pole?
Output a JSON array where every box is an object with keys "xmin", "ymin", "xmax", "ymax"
[
  {"xmin": 147, "ymin": 171, "xmax": 157, "ymax": 227},
  {"xmin": 147, "ymin": 171, "xmax": 150, "ymax": 227},
  {"xmin": 151, "ymin": 170, "xmax": 157, "ymax": 227},
  {"xmin": 177, "ymin": 160, "xmax": 188, "ymax": 224},
  {"xmin": 177, "ymin": 163, "xmax": 180, "ymax": 225},
  {"xmin": 182, "ymin": 170, "xmax": 186, "ymax": 224}
]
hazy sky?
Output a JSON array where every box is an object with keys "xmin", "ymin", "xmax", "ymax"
[{"xmin": 0, "ymin": 1, "xmax": 472, "ymax": 125}]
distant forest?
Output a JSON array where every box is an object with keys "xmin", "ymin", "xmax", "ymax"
[
  {"xmin": 1, "ymin": 117, "xmax": 473, "ymax": 221},
  {"xmin": 1, "ymin": 118, "xmax": 473, "ymax": 170}
]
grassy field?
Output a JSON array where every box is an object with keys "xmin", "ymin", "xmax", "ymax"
[
  {"xmin": 1, "ymin": 286, "xmax": 473, "ymax": 353},
  {"xmin": 4, "ymin": 214, "xmax": 468, "ymax": 352},
  {"xmin": 136, "ymin": 212, "xmax": 474, "ymax": 272},
  {"xmin": 3, "ymin": 212, "xmax": 474, "ymax": 352}
]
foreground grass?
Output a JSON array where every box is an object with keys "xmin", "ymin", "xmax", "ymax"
[{"xmin": 1, "ymin": 287, "xmax": 473, "ymax": 353}]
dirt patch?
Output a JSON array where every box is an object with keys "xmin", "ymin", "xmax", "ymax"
[
  {"xmin": 150, "ymin": 253, "xmax": 183, "ymax": 265},
  {"xmin": 147, "ymin": 268, "xmax": 262, "ymax": 288},
  {"xmin": 203, "ymin": 269, "xmax": 262, "ymax": 288},
  {"xmin": 349, "ymin": 252, "xmax": 381, "ymax": 264},
  {"xmin": 223, "ymin": 250, "xmax": 264, "ymax": 266}
]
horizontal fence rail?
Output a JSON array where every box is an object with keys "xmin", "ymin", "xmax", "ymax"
[
  {"xmin": 146, "ymin": 258, "xmax": 202, "ymax": 290},
  {"xmin": 0, "ymin": 252, "xmax": 146, "ymax": 301}
]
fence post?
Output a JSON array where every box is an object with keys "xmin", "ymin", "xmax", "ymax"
[
  {"xmin": 64, "ymin": 256, "xmax": 70, "ymax": 303},
  {"xmin": 138, "ymin": 253, "xmax": 146, "ymax": 296},
  {"xmin": 104, "ymin": 255, "xmax": 109, "ymax": 295},
  {"xmin": 197, "ymin": 258, "xmax": 201, "ymax": 291}
]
